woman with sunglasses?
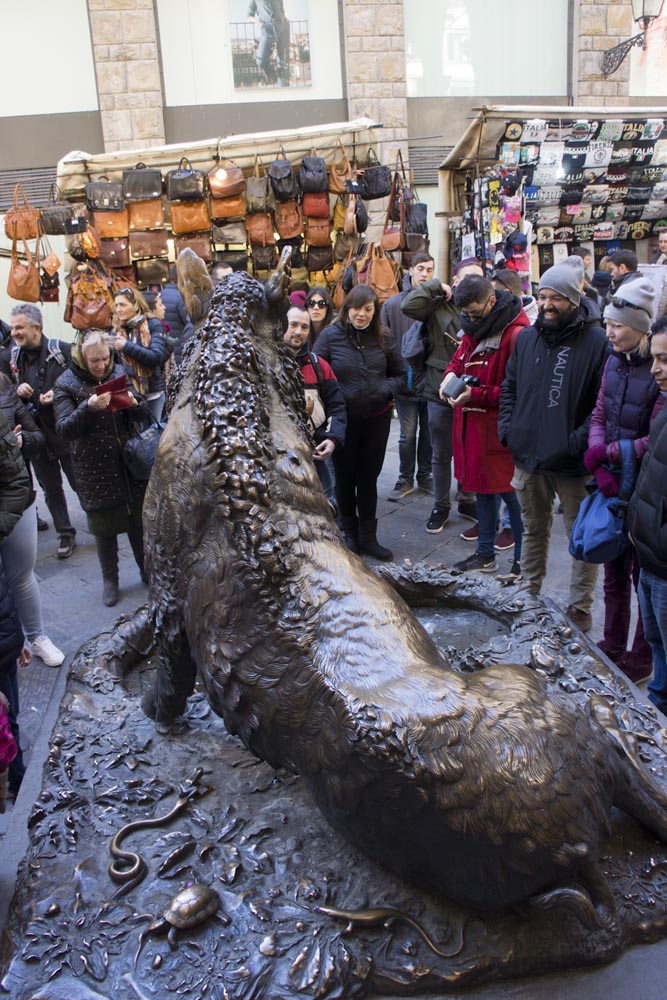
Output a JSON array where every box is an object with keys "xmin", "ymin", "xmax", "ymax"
[
  {"xmin": 305, "ymin": 288, "xmax": 334, "ymax": 347},
  {"xmin": 585, "ymin": 277, "xmax": 662, "ymax": 683},
  {"xmin": 315, "ymin": 285, "xmax": 406, "ymax": 560},
  {"xmin": 112, "ymin": 286, "xmax": 172, "ymax": 421}
]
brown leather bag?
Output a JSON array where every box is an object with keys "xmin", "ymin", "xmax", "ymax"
[
  {"xmin": 93, "ymin": 209, "xmax": 130, "ymax": 239},
  {"xmin": 211, "ymin": 221, "xmax": 247, "ymax": 244},
  {"xmin": 329, "ymin": 139, "xmax": 352, "ymax": 195},
  {"xmin": 210, "ymin": 193, "xmax": 246, "ymax": 221},
  {"xmin": 333, "ymin": 197, "xmax": 347, "ymax": 232},
  {"xmin": 135, "ymin": 258, "xmax": 169, "ymax": 286},
  {"xmin": 7, "ymin": 238, "xmax": 41, "ymax": 302},
  {"xmin": 99, "ymin": 238, "xmax": 131, "ymax": 268},
  {"xmin": 275, "ymin": 201, "xmax": 302, "ymax": 240},
  {"xmin": 302, "ymin": 191, "xmax": 330, "ymax": 219},
  {"xmin": 129, "ymin": 230, "xmax": 169, "ymax": 259},
  {"xmin": 173, "ymin": 234, "xmax": 213, "ymax": 262},
  {"xmin": 333, "ymin": 247, "xmax": 355, "ymax": 309},
  {"xmin": 128, "ymin": 199, "xmax": 165, "ymax": 231},
  {"xmin": 365, "ymin": 243, "xmax": 400, "ymax": 304},
  {"xmin": 68, "ymin": 268, "xmax": 114, "ymax": 330},
  {"xmin": 208, "ymin": 158, "xmax": 245, "ymax": 198},
  {"xmin": 304, "ymin": 216, "xmax": 331, "ymax": 247},
  {"xmin": 381, "ymin": 174, "xmax": 404, "ymax": 252},
  {"xmin": 5, "ymin": 184, "xmax": 42, "ymax": 241},
  {"xmin": 246, "ymin": 212, "xmax": 275, "ymax": 246},
  {"xmin": 169, "ymin": 200, "xmax": 210, "ymax": 235}
]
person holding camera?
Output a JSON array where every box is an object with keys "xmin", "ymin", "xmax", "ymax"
[{"xmin": 441, "ymin": 276, "xmax": 529, "ymax": 577}]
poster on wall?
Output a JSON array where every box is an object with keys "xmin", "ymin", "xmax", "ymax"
[{"xmin": 229, "ymin": 0, "xmax": 311, "ymax": 90}]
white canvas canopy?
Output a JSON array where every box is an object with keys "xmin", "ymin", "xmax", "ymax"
[{"xmin": 57, "ymin": 117, "xmax": 379, "ymax": 200}]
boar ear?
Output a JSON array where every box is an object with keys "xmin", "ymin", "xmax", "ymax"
[{"xmin": 265, "ymin": 246, "xmax": 293, "ymax": 321}]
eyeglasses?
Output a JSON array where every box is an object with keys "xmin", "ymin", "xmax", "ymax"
[
  {"xmin": 611, "ymin": 296, "xmax": 647, "ymax": 312},
  {"xmin": 461, "ymin": 294, "xmax": 493, "ymax": 321},
  {"xmin": 116, "ymin": 287, "xmax": 136, "ymax": 300},
  {"xmin": 308, "ymin": 299, "xmax": 327, "ymax": 308}
]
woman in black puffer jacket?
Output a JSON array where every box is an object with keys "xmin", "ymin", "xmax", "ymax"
[
  {"xmin": 112, "ymin": 286, "xmax": 172, "ymax": 420},
  {"xmin": 315, "ymin": 285, "xmax": 406, "ymax": 561},
  {"xmin": 54, "ymin": 330, "xmax": 147, "ymax": 607}
]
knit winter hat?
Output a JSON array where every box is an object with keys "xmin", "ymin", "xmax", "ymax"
[
  {"xmin": 591, "ymin": 269, "xmax": 613, "ymax": 295},
  {"xmin": 603, "ymin": 276, "xmax": 655, "ymax": 334},
  {"xmin": 538, "ymin": 255, "xmax": 585, "ymax": 306}
]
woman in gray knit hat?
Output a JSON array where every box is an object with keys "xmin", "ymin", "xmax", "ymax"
[{"xmin": 585, "ymin": 276, "xmax": 663, "ymax": 683}]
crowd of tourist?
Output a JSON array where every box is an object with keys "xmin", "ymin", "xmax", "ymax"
[{"xmin": 1, "ymin": 244, "xmax": 666, "ymax": 807}]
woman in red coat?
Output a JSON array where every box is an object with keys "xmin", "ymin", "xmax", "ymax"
[{"xmin": 441, "ymin": 274, "xmax": 529, "ymax": 576}]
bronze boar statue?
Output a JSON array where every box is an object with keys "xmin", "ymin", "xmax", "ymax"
[{"xmin": 141, "ymin": 251, "xmax": 667, "ymax": 922}]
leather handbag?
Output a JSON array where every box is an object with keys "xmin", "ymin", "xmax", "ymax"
[
  {"xmin": 130, "ymin": 230, "xmax": 169, "ymax": 259},
  {"xmin": 173, "ymin": 234, "xmax": 213, "ymax": 262},
  {"xmin": 86, "ymin": 177, "xmax": 124, "ymax": 212},
  {"xmin": 5, "ymin": 184, "xmax": 42, "ymax": 241},
  {"xmin": 268, "ymin": 147, "xmax": 299, "ymax": 203},
  {"xmin": 40, "ymin": 183, "xmax": 76, "ymax": 236},
  {"xmin": 245, "ymin": 155, "xmax": 275, "ymax": 213},
  {"xmin": 304, "ymin": 216, "xmax": 331, "ymax": 247},
  {"xmin": 135, "ymin": 258, "xmax": 170, "ymax": 286},
  {"xmin": 128, "ymin": 199, "xmax": 165, "ymax": 231},
  {"xmin": 353, "ymin": 148, "xmax": 392, "ymax": 201},
  {"xmin": 403, "ymin": 233, "xmax": 430, "ymax": 253},
  {"xmin": 212, "ymin": 221, "xmax": 247, "ymax": 244},
  {"xmin": 123, "ymin": 415, "xmax": 166, "ymax": 482},
  {"xmin": 405, "ymin": 200, "xmax": 428, "ymax": 236},
  {"xmin": 306, "ymin": 245, "xmax": 333, "ymax": 273},
  {"xmin": 7, "ymin": 238, "xmax": 41, "ymax": 302},
  {"xmin": 169, "ymin": 200, "xmax": 210, "ymax": 235},
  {"xmin": 251, "ymin": 245, "xmax": 278, "ymax": 272},
  {"xmin": 165, "ymin": 157, "xmax": 206, "ymax": 202},
  {"xmin": 214, "ymin": 249, "xmax": 248, "ymax": 271},
  {"xmin": 365, "ymin": 243, "xmax": 400, "ymax": 303},
  {"xmin": 381, "ymin": 174, "xmax": 404, "ymax": 252},
  {"xmin": 112, "ymin": 264, "xmax": 138, "ymax": 284},
  {"xmin": 99, "ymin": 237, "xmax": 131, "ymax": 268},
  {"xmin": 329, "ymin": 139, "xmax": 352, "ymax": 194},
  {"xmin": 246, "ymin": 212, "xmax": 275, "ymax": 246},
  {"xmin": 40, "ymin": 237, "xmax": 61, "ymax": 277},
  {"xmin": 122, "ymin": 163, "xmax": 163, "ymax": 202},
  {"xmin": 39, "ymin": 266, "xmax": 60, "ymax": 304},
  {"xmin": 93, "ymin": 208, "xmax": 130, "ymax": 239},
  {"xmin": 302, "ymin": 191, "xmax": 330, "ymax": 219},
  {"xmin": 68, "ymin": 269, "xmax": 113, "ymax": 330},
  {"xmin": 275, "ymin": 201, "xmax": 302, "ymax": 240},
  {"xmin": 345, "ymin": 196, "xmax": 368, "ymax": 236},
  {"xmin": 333, "ymin": 231, "xmax": 359, "ymax": 262},
  {"xmin": 333, "ymin": 197, "xmax": 347, "ymax": 232},
  {"xmin": 299, "ymin": 148, "xmax": 328, "ymax": 193},
  {"xmin": 208, "ymin": 157, "xmax": 245, "ymax": 198},
  {"xmin": 209, "ymin": 193, "xmax": 246, "ymax": 221}
]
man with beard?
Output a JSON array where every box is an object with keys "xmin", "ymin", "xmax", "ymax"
[{"xmin": 499, "ymin": 256, "xmax": 608, "ymax": 632}]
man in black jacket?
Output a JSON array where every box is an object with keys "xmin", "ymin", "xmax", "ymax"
[
  {"xmin": 1, "ymin": 306, "xmax": 77, "ymax": 559},
  {"xmin": 499, "ymin": 256, "xmax": 608, "ymax": 632},
  {"xmin": 627, "ymin": 319, "xmax": 667, "ymax": 716}
]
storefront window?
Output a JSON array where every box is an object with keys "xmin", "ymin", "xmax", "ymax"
[
  {"xmin": 630, "ymin": 11, "xmax": 667, "ymax": 96},
  {"xmin": 404, "ymin": 0, "xmax": 569, "ymax": 98}
]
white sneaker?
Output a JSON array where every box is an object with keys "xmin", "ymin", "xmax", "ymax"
[{"xmin": 31, "ymin": 635, "xmax": 65, "ymax": 668}]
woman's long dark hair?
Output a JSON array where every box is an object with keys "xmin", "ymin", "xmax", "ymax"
[
  {"xmin": 339, "ymin": 285, "xmax": 385, "ymax": 348},
  {"xmin": 305, "ymin": 286, "xmax": 334, "ymax": 332}
]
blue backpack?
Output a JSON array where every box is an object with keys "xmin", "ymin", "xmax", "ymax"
[{"xmin": 569, "ymin": 439, "xmax": 636, "ymax": 564}]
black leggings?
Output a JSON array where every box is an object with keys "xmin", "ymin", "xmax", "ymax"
[{"xmin": 333, "ymin": 410, "xmax": 392, "ymax": 521}]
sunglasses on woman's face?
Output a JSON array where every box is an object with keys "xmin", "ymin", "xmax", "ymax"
[{"xmin": 308, "ymin": 299, "xmax": 327, "ymax": 308}]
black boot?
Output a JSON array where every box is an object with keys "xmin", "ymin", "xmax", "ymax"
[
  {"xmin": 340, "ymin": 515, "xmax": 360, "ymax": 553},
  {"xmin": 96, "ymin": 536, "xmax": 119, "ymax": 607},
  {"xmin": 358, "ymin": 519, "xmax": 393, "ymax": 561}
]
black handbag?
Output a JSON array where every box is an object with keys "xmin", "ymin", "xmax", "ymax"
[
  {"xmin": 86, "ymin": 177, "xmax": 124, "ymax": 212},
  {"xmin": 123, "ymin": 415, "xmax": 166, "ymax": 482},
  {"xmin": 405, "ymin": 200, "xmax": 428, "ymax": 237},
  {"xmin": 165, "ymin": 157, "xmax": 207, "ymax": 202},
  {"xmin": 355, "ymin": 148, "xmax": 392, "ymax": 201},
  {"xmin": 40, "ymin": 183, "xmax": 76, "ymax": 236},
  {"xmin": 135, "ymin": 258, "xmax": 170, "ymax": 286},
  {"xmin": 299, "ymin": 149, "xmax": 328, "ymax": 193},
  {"xmin": 252, "ymin": 245, "xmax": 278, "ymax": 272},
  {"xmin": 268, "ymin": 147, "xmax": 299, "ymax": 203},
  {"xmin": 122, "ymin": 162, "xmax": 163, "ymax": 202},
  {"xmin": 306, "ymin": 245, "xmax": 333, "ymax": 272},
  {"xmin": 213, "ymin": 249, "xmax": 248, "ymax": 271}
]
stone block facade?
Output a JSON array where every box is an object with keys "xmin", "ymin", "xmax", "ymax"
[
  {"xmin": 575, "ymin": 0, "xmax": 634, "ymax": 104},
  {"xmin": 87, "ymin": 0, "xmax": 165, "ymax": 152}
]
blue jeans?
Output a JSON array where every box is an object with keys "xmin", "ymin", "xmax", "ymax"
[
  {"xmin": 427, "ymin": 401, "xmax": 453, "ymax": 513},
  {"xmin": 396, "ymin": 398, "xmax": 432, "ymax": 484},
  {"xmin": 638, "ymin": 569, "xmax": 667, "ymax": 716},
  {"xmin": 476, "ymin": 491, "xmax": 523, "ymax": 560}
]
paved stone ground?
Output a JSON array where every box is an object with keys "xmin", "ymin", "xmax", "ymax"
[{"xmin": 2, "ymin": 418, "xmax": 663, "ymax": 999}]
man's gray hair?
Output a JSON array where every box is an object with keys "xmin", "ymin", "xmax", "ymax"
[{"xmin": 10, "ymin": 303, "xmax": 43, "ymax": 328}]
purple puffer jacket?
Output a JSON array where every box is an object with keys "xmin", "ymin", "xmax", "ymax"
[{"xmin": 588, "ymin": 349, "xmax": 663, "ymax": 464}]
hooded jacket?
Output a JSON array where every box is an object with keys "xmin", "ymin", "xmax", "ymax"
[
  {"xmin": 400, "ymin": 277, "xmax": 461, "ymax": 404},
  {"xmin": 627, "ymin": 401, "xmax": 667, "ymax": 580},
  {"xmin": 498, "ymin": 297, "xmax": 608, "ymax": 476},
  {"xmin": 588, "ymin": 349, "xmax": 662, "ymax": 465},
  {"xmin": 294, "ymin": 347, "xmax": 347, "ymax": 449},
  {"xmin": 314, "ymin": 322, "xmax": 406, "ymax": 420}
]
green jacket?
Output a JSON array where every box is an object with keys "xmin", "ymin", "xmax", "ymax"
[
  {"xmin": 400, "ymin": 278, "xmax": 461, "ymax": 403},
  {"xmin": 0, "ymin": 411, "xmax": 30, "ymax": 541}
]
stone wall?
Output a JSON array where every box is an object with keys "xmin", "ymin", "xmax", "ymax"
[
  {"xmin": 87, "ymin": 0, "xmax": 166, "ymax": 152},
  {"xmin": 576, "ymin": 0, "xmax": 634, "ymax": 105}
]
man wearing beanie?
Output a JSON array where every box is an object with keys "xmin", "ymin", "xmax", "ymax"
[{"xmin": 499, "ymin": 255, "xmax": 608, "ymax": 632}]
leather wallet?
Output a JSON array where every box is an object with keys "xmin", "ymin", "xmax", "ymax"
[{"xmin": 95, "ymin": 374, "xmax": 135, "ymax": 411}]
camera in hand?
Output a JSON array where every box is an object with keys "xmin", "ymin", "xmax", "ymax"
[{"xmin": 442, "ymin": 373, "xmax": 480, "ymax": 399}]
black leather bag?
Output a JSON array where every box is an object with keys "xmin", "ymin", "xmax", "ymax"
[
  {"xmin": 354, "ymin": 148, "xmax": 392, "ymax": 201},
  {"xmin": 306, "ymin": 245, "xmax": 333, "ymax": 272},
  {"xmin": 165, "ymin": 157, "xmax": 207, "ymax": 202},
  {"xmin": 405, "ymin": 201, "xmax": 428, "ymax": 236},
  {"xmin": 86, "ymin": 178, "xmax": 124, "ymax": 212},
  {"xmin": 40, "ymin": 183, "xmax": 76, "ymax": 236},
  {"xmin": 268, "ymin": 147, "xmax": 299, "ymax": 203},
  {"xmin": 252, "ymin": 245, "xmax": 278, "ymax": 272},
  {"xmin": 135, "ymin": 258, "xmax": 170, "ymax": 286},
  {"xmin": 299, "ymin": 150, "xmax": 328, "ymax": 193},
  {"xmin": 122, "ymin": 162, "xmax": 163, "ymax": 202},
  {"xmin": 123, "ymin": 415, "xmax": 166, "ymax": 482}
]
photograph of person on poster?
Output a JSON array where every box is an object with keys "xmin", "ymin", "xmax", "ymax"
[{"xmin": 229, "ymin": 0, "xmax": 311, "ymax": 90}]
